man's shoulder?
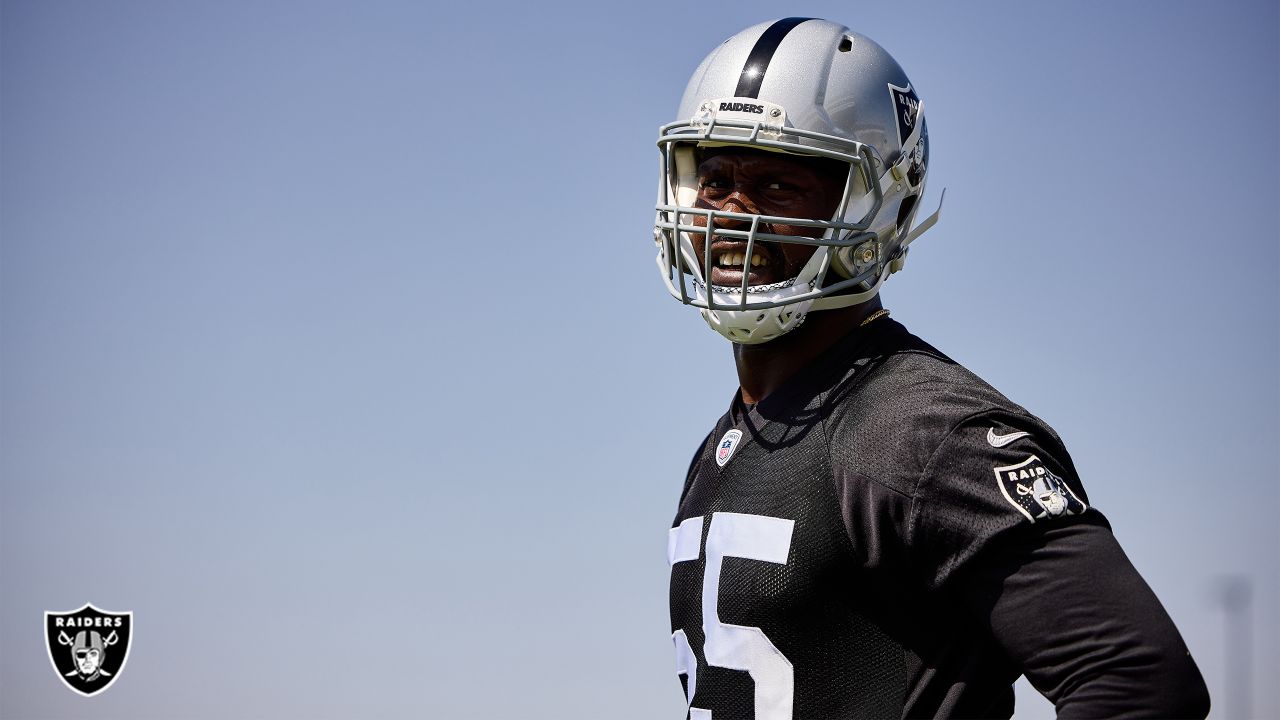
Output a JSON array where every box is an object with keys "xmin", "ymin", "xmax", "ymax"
[
  {"xmin": 834, "ymin": 321, "xmax": 1029, "ymax": 425},
  {"xmin": 823, "ymin": 321, "xmax": 1056, "ymax": 485}
]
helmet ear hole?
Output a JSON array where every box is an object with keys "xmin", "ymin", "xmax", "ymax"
[
  {"xmin": 838, "ymin": 36, "xmax": 852, "ymax": 52},
  {"xmin": 895, "ymin": 194, "xmax": 919, "ymax": 231}
]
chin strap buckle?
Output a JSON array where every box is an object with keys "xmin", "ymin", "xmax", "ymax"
[{"xmin": 891, "ymin": 187, "xmax": 945, "ymax": 274}]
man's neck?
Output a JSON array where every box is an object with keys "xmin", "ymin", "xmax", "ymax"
[{"xmin": 733, "ymin": 299, "xmax": 883, "ymax": 405}]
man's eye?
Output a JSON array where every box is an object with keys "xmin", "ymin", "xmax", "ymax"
[
  {"xmin": 765, "ymin": 181, "xmax": 797, "ymax": 191},
  {"xmin": 699, "ymin": 179, "xmax": 730, "ymax": 190}
]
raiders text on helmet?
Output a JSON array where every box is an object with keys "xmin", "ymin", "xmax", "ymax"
[{"xmin": 654, "ymin": 18, "xmax": 942, "ymax": 343}]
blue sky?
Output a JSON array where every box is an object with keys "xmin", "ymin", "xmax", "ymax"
[{"xmin": 2, "ymin": 1, "xmax": 1276, "ymax": 718}]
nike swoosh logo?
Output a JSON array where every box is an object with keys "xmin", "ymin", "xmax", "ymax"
[{"xmin": 987, "ymin": 428, "xmax": 1031, "ymax": 448}]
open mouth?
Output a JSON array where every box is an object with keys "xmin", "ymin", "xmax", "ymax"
[{"xmin": 706, "ymin": 240, "xmax": 783, "ymax": 288}]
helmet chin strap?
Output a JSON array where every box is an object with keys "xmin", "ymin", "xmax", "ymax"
[
  {"xmin": 899, "ymin": 188, "xmax": 944, "ymax": 253},
  {"xmin": 809, "ymin": 274, "xmax": 886, "ymax": 311}
]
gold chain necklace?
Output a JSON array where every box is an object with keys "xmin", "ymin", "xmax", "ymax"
[{"xmin": 859, "ymin": 308, "xmax": 891, "ymax": 327}]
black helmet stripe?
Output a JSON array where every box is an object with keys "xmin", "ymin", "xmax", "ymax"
[{"xmin": 734, "ymin": 17, "xmax": 814, "ymax": 98}]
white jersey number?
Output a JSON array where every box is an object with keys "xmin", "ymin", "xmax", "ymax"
[{"xmin": 668, "ymin": 512, "xmax": 796, "ymax": 720}]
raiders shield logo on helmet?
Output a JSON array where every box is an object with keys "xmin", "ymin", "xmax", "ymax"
[
  {"xmin": 887, "ymin": 82, "xmax": 920, "ymax": 149},
  {"xmin": 45, "ymin": 603, "xmax": 133, "ymax": 697},
  {"xmin": 887, "ymin": 82, "xmax": 927, "ymax": 188},
  {"xmin": 993, "ymin": 455, "xmax": 1087, "ymax": 523}
]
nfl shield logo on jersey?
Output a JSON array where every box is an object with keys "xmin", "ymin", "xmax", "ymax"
[
  {"xmin": 993, "ymin": 456, "xmax": 1086, "ymax": 523},
  {"xmin": 716, "ymin": 429, "xmax": 743, "ymax": 467},
  {"xmin": 45, "ymin": 603, "xmax": 133, "ymax": 697}
]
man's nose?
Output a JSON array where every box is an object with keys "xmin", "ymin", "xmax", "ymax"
[{"xmin": 711, "ymin": 192, "xmax": 757, "ymax": 228}]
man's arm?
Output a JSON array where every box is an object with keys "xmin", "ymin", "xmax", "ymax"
[
  {"xmin": 911, "ymin": 414, "xmax": 1210, "ymax": 718},
  {"xmin": 963, "ymin": 515, "xmax": 1210, "ymax": 719}
]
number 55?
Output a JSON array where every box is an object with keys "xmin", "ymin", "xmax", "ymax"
[{"xmin": 668, "ymin": 512, "xmax": 795, "ymax": 720}]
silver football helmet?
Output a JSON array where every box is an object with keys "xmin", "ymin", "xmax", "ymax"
[{"xmin": 654, "ymin": 18, "xmax": 942, "ymax": 344}]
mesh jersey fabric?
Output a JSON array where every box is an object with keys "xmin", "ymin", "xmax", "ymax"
[{"xmin": 667, "ymin": 318, "xmax": 1206, "ymax": 719}]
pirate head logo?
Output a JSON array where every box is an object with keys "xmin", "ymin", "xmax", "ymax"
[
  {"xmin": 45, "ymin": 604, "xmax": 132, "ymax": 696},
  {"xmin": 904, "ymin": 130, "xmax": 928, "ymax": 188},
  {"xmin": 67, "ymin": 630, "xmax": 113, "ymax": 680},
  {"xmin": 993, "ymin": 455, "xmax": 1087, "ymax": 523}
]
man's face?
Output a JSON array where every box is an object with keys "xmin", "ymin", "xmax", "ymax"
[
  {"xmin": 690, "ymin": 149, "xmax": 847, "ymax": 288},
  {"xmin": 1033, "ymin": 477, "xmax": 1067, "ymax": 516},
  {"xmin": 76, "ymin": 648, "xmax": 101, "ymax": 675}
]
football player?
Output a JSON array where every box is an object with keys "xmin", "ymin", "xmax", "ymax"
[{"xmin": 654, "ymin": 18, "xmax": 1209, "ymax": 719}]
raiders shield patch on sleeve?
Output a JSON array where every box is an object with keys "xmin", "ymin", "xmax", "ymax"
[{"xmin": 994, "ymin": 455, "xmax": 1086, "ymax": 523}]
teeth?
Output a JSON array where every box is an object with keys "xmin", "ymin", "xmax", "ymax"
[{"xmin": 716, "ymin": 252, "xmax": 766, "ymax": 268}]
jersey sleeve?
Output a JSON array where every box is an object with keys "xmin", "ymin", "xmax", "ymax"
[
  {"xmin": 906, "ymin": 412, "xmax": 1086, "ymax": 591},
  {"xmin": 908, "ymin": 413, "xmax": 1210, "ymax": 718}
]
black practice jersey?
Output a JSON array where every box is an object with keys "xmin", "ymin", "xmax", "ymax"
[{"xmin": 667, "ymin": 319, "xmax": 1208, "ymax": 719}]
